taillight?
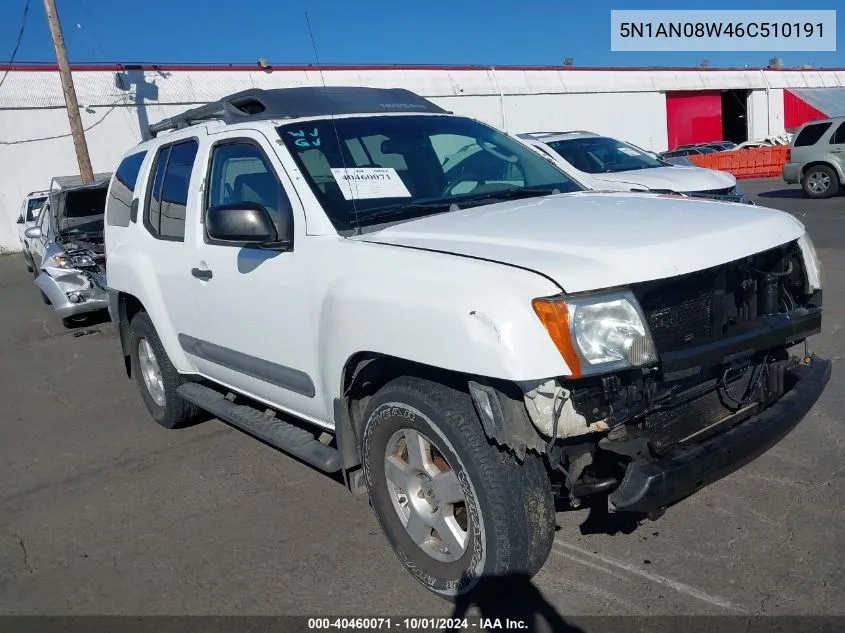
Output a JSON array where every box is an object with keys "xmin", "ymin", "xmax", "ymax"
[{"xmin": 786, "ymin": 147, "xmax": 791, "ymax": 161}]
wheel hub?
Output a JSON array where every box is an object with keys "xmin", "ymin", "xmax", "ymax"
[
  {"xmin": 383, "ymin": 427, "xmax": 470, "ymax": 563},
  {"xmin": 418, "ymin": 475, "xmax": 440, "ymax": 510},
  {"xmin": 138, "ymin": 338, "xmax": 166, "ymax": 407}
]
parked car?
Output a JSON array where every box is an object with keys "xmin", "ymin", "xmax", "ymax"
[
  {"xmin": 15, "ymin": 189, "xmax": 49, "ymax": 272},
  {"xmin": 660, "ymin": 155, "xmax": 697, "ymax": 166},
  {"xmin": 519, "ymin": 132, "xmax": 751, "ymax": 204},
  {"xmin": 675, "ymin": 141, "xmax": 738, "ymax": 152},
  {"xmin": 24, "ymin": 175, "xmax": 111, "ymax": 326},
  {"xmin": 782, "ymin": 115, "xmax": 845, "ymax": 198},
  {"xmin": 659, "ymin": 146, "xmax": 718, "ymax": 159},
  {"xmin": 105, "ymin": 87, "xmax": 828, "ymax": 599}
]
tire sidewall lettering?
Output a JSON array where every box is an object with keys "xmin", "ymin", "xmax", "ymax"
[{"xmin": 361, "ymin": 400, "xmax": 486, "ymax": 596}]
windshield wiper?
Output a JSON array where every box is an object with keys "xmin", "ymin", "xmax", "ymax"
[
  {"xmin": 348, "ymin": 199, "xmax": 458, "ymax": 229},
  {"xmin": 458, "ymin": 185, "xmax": 569, "ymax": 205}
]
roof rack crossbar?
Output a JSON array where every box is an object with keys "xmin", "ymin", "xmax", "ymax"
[{"xmin": 147, "ymin": 87, "xmax": 449, "ymax": 138}]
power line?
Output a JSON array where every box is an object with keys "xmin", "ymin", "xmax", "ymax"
[{"xmin": 0, "ymin": 0, "xmax": 31, "ymax": 92}]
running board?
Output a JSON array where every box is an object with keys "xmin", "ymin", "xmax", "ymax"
[{"xmin": 177, "ymin": 383, "xmax": 341, "ymax": 473}]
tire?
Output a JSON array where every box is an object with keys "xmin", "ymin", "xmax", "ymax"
[
  {"xmin": 128, "ymin": 311, "xmax": 204, "ymax": 429},
  {"xmin": 801, "ymin": 165, "xmax": 840, "ymax": 199},
  {"xmin": 360, "ymin": 377, "xmax": 555, "ymax": 599},
  {"xmin": 23, "ymin": 251, "xmax": 33, "ymax": 273}
]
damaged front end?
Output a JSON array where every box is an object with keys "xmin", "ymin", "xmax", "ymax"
[
  {"xmin": 523, "ymin": 238, "xmax": 830, "ymax": 514},
  {"xmin": 37, "ymin": 236, "xmax": 108, "ymax": 320}
]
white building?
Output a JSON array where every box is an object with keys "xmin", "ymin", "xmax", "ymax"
[{"xmin": 2, "ymin": 63, "xmax": 844, "ymax": 251}]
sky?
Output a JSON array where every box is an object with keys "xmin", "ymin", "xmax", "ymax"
[{"xmin": 0, "ymin": 0, "xmax": 843, "ymax": 69}]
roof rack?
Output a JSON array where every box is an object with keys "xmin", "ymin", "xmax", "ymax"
[{"xmin": 148, "ymin": 86, "xmax": 449, "ymax": 137}]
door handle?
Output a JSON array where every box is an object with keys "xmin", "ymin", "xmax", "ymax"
[
  {"xmin": 191, "ymin": 267, "xmax": 213, "ymax": 280},
  {"xmin": 831, "ymin": 148, "xmax": 842, "ymax": 153}
]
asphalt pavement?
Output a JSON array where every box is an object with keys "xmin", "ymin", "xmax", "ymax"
[{"xmin": 0, "ymin": 178, "xmax": 842, "ymax": 628}]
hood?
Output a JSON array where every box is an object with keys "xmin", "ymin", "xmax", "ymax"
[
  {"xmin": 358, "ymin": 192, "xmax": 805, "ymax": 294},
  {"xmin": 591, "ymin": 166, "xmax": 735, "ymax": 193}
]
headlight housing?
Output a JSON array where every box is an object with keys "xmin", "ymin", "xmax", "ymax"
[
  {"xmin": 797, "ymin": 232, "xmax": 823, "ymax": 291},
  {"xmin": 533, "ymin": 290, "xmax": 658, "ymax": 377},
  {"xmin": 51, "ymin": 253, "xmax": 96, "ymax": 269}
]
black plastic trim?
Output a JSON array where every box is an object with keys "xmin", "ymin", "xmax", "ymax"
[
  {"xmin": 178, "ymin": 333, "xmax": 316, "ymax": 398},
  {"xmin": 605, "ymin": 357, "xmax": 831, "ymax": 513},
  {"xmin": 660, "ymin": 307, "xmax": 822, "ymax": 379}
]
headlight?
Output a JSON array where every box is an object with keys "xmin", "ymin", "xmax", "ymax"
[
  {"xmin": 52, "ymin": 253, "xmax": 96, "ymax": 268},
  {"xmin": 533, "ymin": 290, "xmax": 657, "ymax": 377},
  {"xmin": 798, "ymin": 232, "xmax": 823, "ymax": 290}
]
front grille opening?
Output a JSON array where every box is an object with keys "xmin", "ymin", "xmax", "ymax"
[{"xmin": 632, "ymin": 242, "xmax": 810, "ymax": 355}]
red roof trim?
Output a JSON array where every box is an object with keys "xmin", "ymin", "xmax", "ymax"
[{"xmin": 3, "ymin": 62, "xmax": 845, "ymax": 73}]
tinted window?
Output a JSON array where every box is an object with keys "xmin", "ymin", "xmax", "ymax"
[
  {"xmin": 794, "ymin": 122, "xmax": 832, "ymax": 147},
  {"xmin": 145, "ymin": 140, "xmax": 198, "ymax": 240},
  {"xmin": 830, "ymin": 122, "xmax": 845, "ymax": 145},
  {"xmin": 207, "ymin": 142, "xmax": 292, "ymax": 237},
  {"xmin": 278, "ymin": 115, "xmax": 582, "ymax": 233},
  {"xmin": 107, "ymin": 151, "xmax": 146, "ymax": 227}
]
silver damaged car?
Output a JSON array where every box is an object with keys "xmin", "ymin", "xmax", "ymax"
[{"xmin": 24, "ymin": 174, "xmax": 111, "ymax": 326}]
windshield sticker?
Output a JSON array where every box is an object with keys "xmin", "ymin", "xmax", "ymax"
[
  {"xmin": 618, "ymin": 147, "xmax": 640, "ymax": 157},
  {"xmin": 330, "ymin": 167, "xmax": 412, "ymax": 200},
  {"xmin": 287, "ymin": 128, "xmax": 321, "ymax": 148}
]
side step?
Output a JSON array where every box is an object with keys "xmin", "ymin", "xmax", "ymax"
[{"xmin": 177, "ymin": 383, "xmax": 341, "ymax": 473}]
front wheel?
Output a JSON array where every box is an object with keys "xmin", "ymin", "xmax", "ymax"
[
  {"xmin": 128, "ymin": 312, "xmax": 205, "ymax": 429},
  {"xmin": 802, "ymin": 165, "xmax": 840, "ymax": 199},
  {"xmin": 360, "ymin": 377, "xmax": 555, "ymax": 599}
]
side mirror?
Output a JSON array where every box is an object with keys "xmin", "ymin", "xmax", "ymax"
[
  {"xmin": 24, "ymin": 226, "xmax": 42, "ymax": 240},
  {"xmin": 16, "ymin": 215, "xmax": 24, "ymax": 224},
  {"xmin": 205, "ymin": 202, "xmax": 289, "ymax": 248}
]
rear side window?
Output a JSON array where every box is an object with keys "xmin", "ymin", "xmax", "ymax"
[
  {"xmin": 830, "ymin": 122, "xmax": 845, "ymax": 145},
  {"xmin": 794, "ymin": 122, "xmax": 832, "ymax": 147},
  {"xmin": 106, "ymin": 151, "xmax": 146, "ymax": 227},
  {"xmin": 145, "ymin": 140, "xmax": 198, "ymax": 241}
]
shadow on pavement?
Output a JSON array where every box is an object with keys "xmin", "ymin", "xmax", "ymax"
[
  {"xmin": 576, "ymin": 496, "xmax": 647, "ymax": 536},
  {"xmin": 757, "ymin": 188, "xmax": 806, "ymax": 199},
  {"xmin": 449, "ymin": 572, "xmax": 585, "ymax": 633}
]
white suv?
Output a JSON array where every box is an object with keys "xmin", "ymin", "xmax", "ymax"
[{"xmin": 104, "ymin": 87, "xmax": 830, "ymax": 598}]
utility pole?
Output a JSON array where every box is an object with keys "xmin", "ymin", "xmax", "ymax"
[{"xmin": 43, "ymin": 0, "xmax": 94, "ymax": 183}]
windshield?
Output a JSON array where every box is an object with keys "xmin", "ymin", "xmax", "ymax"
[
  {"xmin": 278, "ymin": 115, "xmax": 583, "ymax": 232},
  {"xmin": 27, "ymin": 196, "xmax": 47, "ymax": 212},
  {"xmin": 545, "ymin": 136, "xmax": 664, "ymax": 174},
  {"xmin": 25, "ymin": 196, "xmax": 47, "ymax": 222}
]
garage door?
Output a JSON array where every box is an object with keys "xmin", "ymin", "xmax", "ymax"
[{"xmin": 666, "ymin": 91, "xmax": 722, "ymax": 150}]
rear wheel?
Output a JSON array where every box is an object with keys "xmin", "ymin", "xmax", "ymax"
[
  {"xmin": 128, "ymin": 312, "xmax": 205, "ymax": 429},
  {"xmin": 360, "ymin": 377, "xmax": 555, "ymax": 599},
  {"xmin": 802, "ymin": 165, "xmax": 840, "ymax": 199}
]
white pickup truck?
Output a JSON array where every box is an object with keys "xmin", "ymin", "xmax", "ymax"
[{"xmin": 104, "ymin": 87, "xmax": 830, "ymax": 598}]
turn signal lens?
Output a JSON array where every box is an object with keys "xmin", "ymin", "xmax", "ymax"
[{"xmin": 532, "ymin": 299, "xmax": 581, "ymax": 377}]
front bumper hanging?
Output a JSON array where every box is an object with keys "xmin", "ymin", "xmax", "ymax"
[
  {"xmin": 603, "ymin": 356, "xmax": 831, "ymax": 514},
  {"xmin": 35, "ymin": 269, "xmax": 109, "ymax": 318}
]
